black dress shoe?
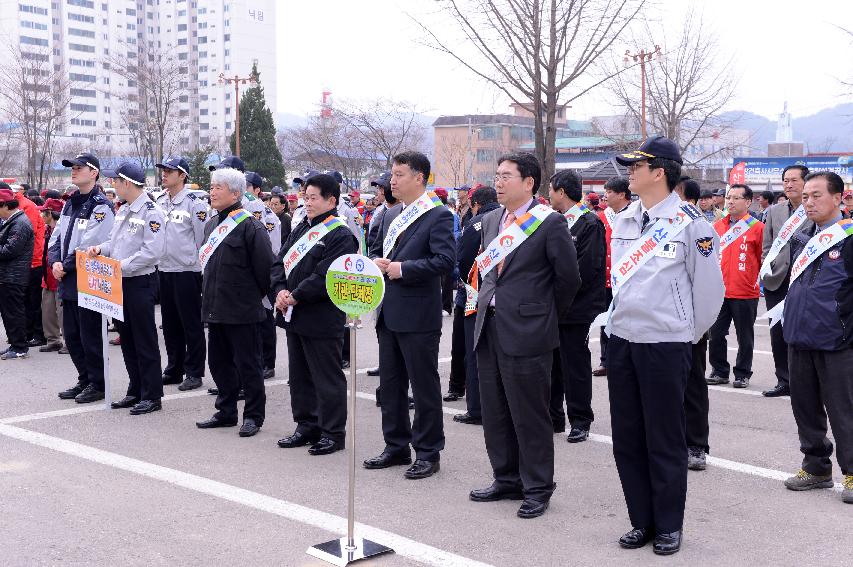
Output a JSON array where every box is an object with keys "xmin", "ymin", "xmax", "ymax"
[
  {"xmin": 177, "ymin": 376, "xmax": 202, "ymax": 391},
  {"xmin": 277, "ymin": 431, "xmax": 320, "ymax": 448},
  {"xmin": 366, "ymin": 367, "xmax": 380, "ymax": 376},
  {"xmin": 453, "ymin": 412, "xmax": 483, "ymax": 425},
  {"xmin": 517, "ymin": 499, "xmax": 549, "ymax": 518},
  {"xmin": 129, "ymin": 400, "xmax": 162, "ymax": 415},
  {"xmin": 442, "ymin": 391, "xmax": 463, "ymax": 402},
  {"xmin": 207, "ymin": 387, "xmax": 219, "ymax": 395},
  {"xmin": 263, "ymin": 367, "xmax": 275, "ymax": 380},
  {"xmin": 653, "ymin": 530, "xmax": 682, "ymax": 555},
  {"xmin": 111, "ymin": 395, "xmax": 139, "ymax": 409},
  {"xmin": 162, "ymin": 374, "xmax": 182, "ymax": 385},
  {"xmin": 196, "ymin": 417, "xmax": 238, "ymax": 429},
  {"xmin": 762, "ymin": 384, "xmax": 790, "ymax": 397},
  {"xmin": 404, "ymin": 459, "xmax": 440, "ymax": 479},
  {"xmin": 239, "ymin": 419, "xmax": 260, "ymax": 437},
  {"xmin": 363, "ymin": 451, "xmax": 412, "ymax": 469},
  {"xmin": 74, "ymin": 384, "xmax": 105, "ymax": 404},
  {"xmin": 26, "ymin": 337, "xmax": 47, "ymax": 348},
  {"xmin": 308, "ymin": 437, "xmax": 344, "ymax": 455},
  {"xmin": 39, "ymin": 342, "xmax": 63, "ymax": 353},
  {"xmin": 567, "ymin": 427, "xmax": 590, "ymax": 443},
  {"xmin": 58, "ymin": 382, "xmax": 85, "ymax": 399},
  {"xmin": 619, "ymin": 527, "xmax": 654, "ymax": 549},
  {"xmin": 469, "ymin": 483, "xmax": 524, "ymax": 502}
]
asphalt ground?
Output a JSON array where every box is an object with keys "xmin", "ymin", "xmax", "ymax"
[{"xmin": 1, "ymin": 306, "xmax": 850, "ymax": 567}]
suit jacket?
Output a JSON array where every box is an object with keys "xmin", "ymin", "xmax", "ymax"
[
  {"xmin": 562, "ymin": 210, "xmax": 606, "ymax": 324},
  {"xmin": 761, "ymin": 201, "xmax": 813, "ymax": 291},
  {"xmin": 473, "ymin": 203, "xmax": 580, "ymax": 356},
  {"xmin": 374, "ymin": 202, "xmax": 455, "ymax": 333}
]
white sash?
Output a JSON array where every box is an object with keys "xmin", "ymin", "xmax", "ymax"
[
  {"xmin": 475, "ymin": 204, "xmax": 555, "ymax": 278},
  {"xmin": 282, "ymin": 215, "xmax": 346, "ymax": 277},
  {"xmin": 563, "ymin": 203, "xmax": 591, "ymax": 230},
  {"xmin": 198, "ymin": 209, "xmax": 250, "ymax": 272},
  {"xmin": 719, "ymin": 215, "xmax": 759, "ymax": 253},
  {"xmin": 382, "ymin": 191, "xmax": 442, "ymax": 257},
  {"xmin": 604, "ymin": 207, "xmax": 616, "ymax": 226},
  {"xmin": 758, "ymin": 204, "xmax": 807, "ymax": 280}
]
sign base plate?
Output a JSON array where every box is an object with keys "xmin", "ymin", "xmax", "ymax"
[{"xmin": 306, "ymin": 537, "xmax": 394, "ymax": 566}]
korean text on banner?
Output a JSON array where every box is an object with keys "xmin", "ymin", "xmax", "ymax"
[{"xmin": 75, "ymin": 251, "xmax": 124, "ymax": 321}]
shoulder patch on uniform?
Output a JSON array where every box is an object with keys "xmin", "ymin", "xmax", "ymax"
[
  {"xmin": 252, "ymin": 211, "xmax": 262, "ymax": 221},
  {"xmin": 265, "ymin": 222, "xmax": 275, "ymax": 232},
  {"xmin": 149, "ymin": 220, "xmax": 161, "ymax": 233},
  {"xmin": 695, "ymin": 237, "xmax": 714, "ymax": 257},
  {"xmin": 145, "ymin": 201, "xmax": 155, "ymax": 210},
  {"xmin": 93, "ymin": 211, "xmax": 106, "ymax": 222},
  {"xmin": 195, "ymin": 210, "xmax": 207, "ymax": 222}
]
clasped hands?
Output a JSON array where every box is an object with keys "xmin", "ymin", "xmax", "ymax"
[
  {"xmin": 374, "ymin": 258, "xmax": 402, "ymax": 280},
  {"xmin": 275, "ymin": 290, "xmax": 298, "ymax": 312}
]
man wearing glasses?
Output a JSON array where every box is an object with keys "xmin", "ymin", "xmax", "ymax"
[{"xmin": 706, "ymin": 184, "xmax": 765, "ymax": 389}]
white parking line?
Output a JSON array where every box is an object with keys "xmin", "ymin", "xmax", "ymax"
[{"xmin": 0, "ymin": 422, "xmax": 493, "ymax": 567}]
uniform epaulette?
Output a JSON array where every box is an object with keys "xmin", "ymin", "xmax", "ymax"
[
  {"xmin": 264, "ymin": 207, "xmax": 272, "ymax": 214},
  {"xmin": 145, "ymin": 201, "xmax": 155, "ymax": 210},
  {"xmin": 187, "ymin": 192, "xmax": 197, "ymax": 200}
]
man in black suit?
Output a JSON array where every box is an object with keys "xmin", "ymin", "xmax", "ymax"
[
  {"xmin": 547, "ymin": 170, "xmax": 606, "ymax": 442},
  {"xmin": 271, "ymin": 173, "xmax": 359, "ymax": 456},
  {"xmin": 363, "ymin": 151, "xmax": 455, "ymax": 480},
  {"xmin": 469, "ymin": 152, "xmax": 580, "ymax": 519}
]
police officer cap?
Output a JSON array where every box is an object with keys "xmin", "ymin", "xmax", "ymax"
[
  {"xmin": 370, "ymin": 172, "xmax": 392, "ymax": 189},
  {"xmin": 615, "ymin": 135, "xmax": 683, "ymax": 166},
  {"xmin": 714, "ymin": 188, "xmax": 726, "ymax": 197},
  {"xmin": 155, "ymin": 156, "xmax": 190, "ymax": 176},
  {"xmin": 324, "ymin": 170, "xmax": 344, "ymax": 184},
  {"xmin": 245, "ymin": 171, "xmax": 264, "ymax": 189},
  {"xmin": 208, "ymin": 155, "xmax": 245, "ymax": 172},
  {"xmin": 293, "ymin": 169, "xmax": 321, "ymax": 185},
  {"xmin": 61, "ymin": 152, "xmax": 100, "ymax": 171},
  {"xmin": 101, "ymin": 161, "xmax": 146, "ymax": 186}
]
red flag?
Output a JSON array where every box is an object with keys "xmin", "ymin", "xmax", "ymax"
[{"xmin": 729, "ymin": 161, "xmax": 746, "ymax": 185}]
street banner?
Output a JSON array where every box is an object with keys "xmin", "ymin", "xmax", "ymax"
[{"xmin": 76, "ymin": 252, "xmax": 124, "ymax": 321}]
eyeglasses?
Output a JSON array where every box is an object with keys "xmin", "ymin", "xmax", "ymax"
[
  {"xmin": 725, "ymin": 196, "xmax": 749, "ymax": 201},
  {"xmin": 626, "ymin": 163, "xmax": 650, "ymax": 173},
  {"xmin": 494, "ymin": 173, "xmax": 522, "ymax": 182}
]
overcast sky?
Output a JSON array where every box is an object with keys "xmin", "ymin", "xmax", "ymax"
[{"xmin": 276, "ymin": 0, "xmax": 852, "ymax": 121}]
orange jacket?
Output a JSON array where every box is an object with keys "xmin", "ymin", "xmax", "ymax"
[
  {"xmin": 16, "ymin": 194, "xmax": 45, "ymax": 269},
  {"xmin": 713, "ymin": 215, "xmax": 764, "ymax": 299}
]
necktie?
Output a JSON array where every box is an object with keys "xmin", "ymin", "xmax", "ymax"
[
  {"xmin": 497, "ymin": 212, "xmax": 516, "ymax": 275},
  {"xmin": 641, "ymin": 211, "xmax": 650, "ymax": 233}
]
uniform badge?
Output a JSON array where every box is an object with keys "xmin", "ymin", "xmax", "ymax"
[
  {"xmin": 93, "ymin": 211, "xmax": 106, "ymax": 222},
  {"xmin": 265, "ymin": 222, "xmax": 275, "ymax": 232},
  {"xmin": 829, "ymin": 249, "xmax": 841, "ymax": 260},
  {"xmin": 695, "ymin": 237, "xmax": 714, "ymax": 257},
  {"xmin": 657, "ymin": 242, "xmax": 677, "ymax": 259},
  {"xmin": 149, "ymin": 220, "xmax": 161, "ymax": 233},
  {"xmin": 253, "ymin": 211, "xmax": 262, "ymax": 221},
  {"xmin": 196, "ymin": 211, "xmax": 207, "ymax": 222}
]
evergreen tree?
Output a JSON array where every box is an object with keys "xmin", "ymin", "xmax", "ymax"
[
  {"xmin": 229, "ymin": 63, "xmax": 286, "ymax": 188},
  {"xmin": 185, "ymin": 145, "xmax": 215, "ymax": 190}
]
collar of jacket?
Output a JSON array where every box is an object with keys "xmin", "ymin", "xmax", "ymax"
[
  {"xmin": 69, "ymin": 185, "xmax": 100, "ymax": 207},
  {"xmin": 627, "ymin": 191, "xmax": 682, "ymax": 223},
  {"xmin": 307, "ymin": 207, "xmax": 338, "ymax": 228},
  {"xmin": 2, "ymin": 209, "xmax": 24, "ymax": 225},
  {"xmin": 127, "ymin": 192, "xmax": 149, "ymax": 213},
  {"xmin": 215, "ymin": 200, "xmax": 242, "ymax": 225},
  {"xmin": 479, "ymin": 202, "xmax": 501, "ymax": 216},
  {"xmin": 166, "ymin": 187, "xmax": 189, "ymax": 204}
]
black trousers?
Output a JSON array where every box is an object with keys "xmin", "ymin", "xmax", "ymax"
[
  {"xmin": 208, "ymin": 322, "xmax": 266, "ymax": 425},
  {"xmin": 117, "ymin": 274, "xmax": 163, "ymax": 401},
  {"xmin": 441, "ymin": 273, "xmax": 453, "ymax": 313},
  {"xmin": 764, "ymin": 284, "xmax": 790, "ymax": 387},
  {"xmin": 685, "ymin": 334, "xmax": 710, "ymax": 452},
  {"xmin": 342, "ymin": 325, "xmax": 350, "ymax": 364},
  {"xmin": 478, "ymin": 315, "xmax": 555, "ymax": 502},
  {"xmin": 789, "ymin": 346, "xmax": 853, "ymax": 476},
  {"xmin": 550, "ymin": 323, "xmax": 594, "ymax": 430},
  {"xmin": 709, "ymin": 297, "xmax": 758, "ymax": 380},
  {"xmin": 607, "ymin": 335, "xmax": 691, "ymax": 533},
  {"xmin": 377, "ymin": 319, "xmax": 445, "ymax": 462},
  {"xmin": 599, "ymin": 287, "xmax": 613, "ymax": 366},
  {"xmin": 260, "ymin": 308, "xmax": 276, "ymax": 370},
  {"xmin": 0, "ymin": 282, "xmax": 28, "ymax": 351},
  {"xmin": 448, "ymin": 305, "xmax": 467, "ymax": 394},
  {"xmin": 63, "ymin": 299, "xmax": 105, "ymax": 389},
  {"xmin": 25, "ymin": 267, "xmax": 44, "ymax": 341},
  {"xmin": 463, "ymin": 313, "xmax": 481, "ymax": 418},
  {"xmin": 159, "ymin": 271, "xmax": 206, "ymax": 379},
  {"xmin": 286, "ymin": 330, "xmax": 347, "ymax": 443}
]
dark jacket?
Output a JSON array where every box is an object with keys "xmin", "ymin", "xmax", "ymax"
[
  {"xmin": 561, "ymin": 210, "xmax": 606, "ymax": 324},
  {"xmin": 454, "ymin": 202, "xmax": 500, "ymax": 309},
  {"xmin": 783, "ymin": 221, "xmax": 853, "ymax": 351},
  {"xmin": 201, "ymin": 201, "xmax": 275, "ymax": 324},
  {"xmin": 277, "ymin": 211, "xmax": 292, "ymax": 246},
  {"xmin": 0, "ymin": 210, "xmax": 35, "ymax": 286},
  {"xmin": 271, "ymin": 207, "xmax": 359, "ymax": 337}
]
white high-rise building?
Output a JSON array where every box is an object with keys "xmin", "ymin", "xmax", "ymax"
[{"xmin": 0, "ymin": 0, "xmax": 276, "ymax": 157}]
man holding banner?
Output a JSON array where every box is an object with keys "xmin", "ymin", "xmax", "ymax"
[
  {"xmin": 469, "ymin": 153, "xmax": 579, "ymax": 519},
  {"xmin": 707, "ymin": 184, "xmax": 764, "ymax": 389},
  {"xmin": 363, "ymin": 151, "xmax": 455, "ymax": 480},
  {"xmin": 606, "ymin": 137, "xmax": 724, "ymax": 555},
  {"xmin": 88, "ymin": 162, "xmax": 166, "ymax": 415},
  {"xmin": 779, "ymin": 172, "xmax": 853, "ymax": 504},
  {"xmin": 271, "ymin": 173, "xmax": 358, "ymax": 455},
  {"xmin": 760, "ymin": 165, "xmax": 811, "ymax": 397}
]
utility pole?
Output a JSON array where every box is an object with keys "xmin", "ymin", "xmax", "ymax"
[
  {"xmin": 218, "ymin": 68, "xmax": 258, "ymax": 157},
  {"xmin": 624, "ymin": 45, "xmax": 662, "ymax": 139}
]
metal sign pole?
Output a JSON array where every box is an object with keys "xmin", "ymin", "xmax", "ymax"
[{"xmin": 101, "ymin": 315, "xmax": 110, "ymax": 409}]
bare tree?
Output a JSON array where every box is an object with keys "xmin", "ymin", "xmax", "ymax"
[
  {"xmin": 436, "ymin": 136, "xmax": 471, "ymax": 187},
  {"xmin": 416, "ymin": 0, "xmax": 645, "ymax": 186},
  {"xmin": 0, "ymin": 44, "xmax": 74, "ymax": 189},
  {"xmin": 607, "ymin": 9, "xmax": 744, "ymax": 166}
]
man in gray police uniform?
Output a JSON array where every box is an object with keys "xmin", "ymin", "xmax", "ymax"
[
  {"xmin": 88, "ymin": 162, "xmax": 166, "ymax": 415},
  {"xmin": 606, "ymin": 136, "xmax": 724, "ymax": 555}
]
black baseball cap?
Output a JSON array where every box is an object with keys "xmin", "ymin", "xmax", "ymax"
[
  {"xmin": 101, "ymin": 161, "xmax": 145, "ymax": 186},
  {"xmin": 370, "ymin": 172, "xmax": 391, "ymax": 189},
  {"xmin": 293, "ymin": 169, "xmax": 320, "ymax": 185},
  {"xmin": 245, "ymin": 171, "xmax": 264, "ymax": 189},
  {"xmin": 208, "ymin": 156, "xmax": 245, "ymax": 172},
  {"xmin": 62, "ymin": 152, "xmax": 100, "ymax": 171},
  {"xmin": 714, "ymin": 188, "xmax": 726, "ymax": 197},
  {"xmin": 699, "ymin": 190, "xmax": 714, "ymax": 199},
  {"xmin": 155, "ymin": 157, "xmax": 190, "ymax": 176},
  {"xmin": 615, "ymin": 136, "xmax": 683, "ymax": 166},
  {"xmin": 324, "ymin": 170, "xmax": 344, "ymax": 184}
]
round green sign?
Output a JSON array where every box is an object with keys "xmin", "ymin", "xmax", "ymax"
[{"xmin": 325, "ymin": 254, "xmax": 385, "ymax": 316}]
